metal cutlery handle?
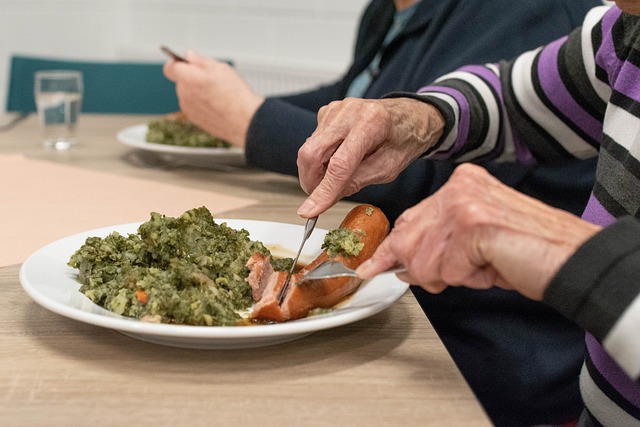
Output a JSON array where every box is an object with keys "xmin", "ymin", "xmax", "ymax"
[
  {"xmin": 299, "ymin": 260, "xmax": 406, "ymax": 283},
  {"xmin": 160, "ymin": 46, "xmax": 188, "ymax": 63},
  {"xmin": 382, "ymin": 265, "xmax": 407, "ymax": 275},
  {"xmin": 278, "ymin": 216, "xmax": 318, "ymax": 304}
]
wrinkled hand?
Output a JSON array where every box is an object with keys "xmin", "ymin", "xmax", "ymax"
[
  {"xmin": 297, "ymin": 97, "xmax": 444, "ymax": 218},
  {"xmin": 163, "ymin": 50, "xmax": 264, "ymax": 147},
  {"xmin": 356, "ymin": 163, "xmax": 601, "ymax": 301}
]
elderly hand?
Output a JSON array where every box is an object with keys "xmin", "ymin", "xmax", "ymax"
[
  {"xmin": 296, "ymin": 97, "xmax": 444, "ymax": 218},
  {"xmin": 356, "ymin": 163, "xmax": 601, "ymax": 301},
  {"xmin": 163, "ymin": 50, "xmax": 264, "ymax": 148}
]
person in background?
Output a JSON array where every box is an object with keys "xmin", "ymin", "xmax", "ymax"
[
  {"xmin": 295, "ymin": 3, "xmax": 639, "ymax": 426},
  {"xmin": 164, "ymin": 1, "xmax": 602, "ymax": 425}
]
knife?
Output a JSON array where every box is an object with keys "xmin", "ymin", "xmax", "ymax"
[{"xmin": 277, "ymin": 216, "xmax": 318, "ymax": 305}]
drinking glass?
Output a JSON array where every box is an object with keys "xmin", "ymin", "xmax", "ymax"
[{"xmin": 34, "ymin": 70, "xmax": 83, "ymax": 150}]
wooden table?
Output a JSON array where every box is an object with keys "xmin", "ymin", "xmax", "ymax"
[{"xmin": 0, "ymin": 115, "xmax": 490, "ymax": 426}]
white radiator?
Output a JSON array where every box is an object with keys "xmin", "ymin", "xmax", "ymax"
[{"xmin": 235, "ymin": 63, "xmax": 339, "ymax": 97}]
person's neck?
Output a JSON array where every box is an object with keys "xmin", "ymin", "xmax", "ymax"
[{"xmin": 394, "ymin": 0, "xmax": 418, "ymax": 11}]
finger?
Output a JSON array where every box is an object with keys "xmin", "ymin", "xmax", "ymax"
[
  {"xmin": 356, "ymin": 239, "xmax": 399, "ymax": 279},
  {"xmin": 298, "ymin": 174, "xmax": 349, "ymax": 218},
  {"xmin": 163, "ymin": 66, "xmax": 173, "ymax": 81},
  {"xmin": 163, "ymin": 60, "xmax": 178, "ymax": 81},
  {"xmin": 297, "ymin": 131, "xmax": 341, "ymax": 195},
  {"xmin": 298, "ymin": 138, "xmax": 368, "ymax": 217},
  {"xmin": 184, "ymin": 49, "xmax": 203, "ymax": 63},
  {"xmin": 347, "ymin": 146, "xmax": 408, "ymax": 188},
  {"xmin": 394, "ymin": 270, "xmax": 414, "ymax": 283},
  {"xmin": 163, "ymin": 55, "xmax": 195, "ymax": 82},
  {"xmin": 315, "ymin": 99, "xmax": 358, "ymax": 129},
  {"xmin": 298, "ymin": 100, "xmax": 367, "ymax": 195},
  {"xmin": 417, "ymin": 280, "xmax": 450, "ymax": 295}
]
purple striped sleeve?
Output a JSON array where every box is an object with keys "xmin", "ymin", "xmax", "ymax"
[
  {"xmin": 595, "ymin": 8, "xmax": 622, "ymax": 83},
  {"xmin": 538, "ymin": 37, "xmax": 603, "ymax": 142},
  {"xmin": 614, "ymin": 60, "xmax": 640, "ymax": 104},
  {"xmin": 586, "ymin": 334, "xmax": 640, "ymax": 406},
  {"xmin": 599, "ymin": 6, "xmax": 640, "ymax": 102},
  {"xmin": 513, "ymin": 128, "xmax": 537, "ymax": 164},
  {"xmin": 417, "ymin": 85, "xmax": 470, "ymax": 159},
  {"xmin": 582, "ymin": 193, "xmax": 616, "ymax": 227},
  {"xmin": 459, "ymin": 65, "xmax": 507, "ymax": 160},
  {"xmin": 461, "ymin": 64, "xmax": 537, "ymax": 163},
  {"xmin": 459, "ymin": 64, "xmax": 502, "ymax": 96}
]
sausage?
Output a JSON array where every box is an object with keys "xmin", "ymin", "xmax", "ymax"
[
  {"xmin": 247, "ymin": 204, "xmax": 390, "ymax": 322},
  {"xmin": 245, "ymin": 253, "xmax": 289, "ymax": 322}
]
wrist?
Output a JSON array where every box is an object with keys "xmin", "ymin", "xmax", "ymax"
[
  {"xmin": 381, "ymin": 95, "xmax": 445, "ymax": 156},
  {"xmin": 235, "ymin": 94, "xmax": 264, "ymax": 148}
]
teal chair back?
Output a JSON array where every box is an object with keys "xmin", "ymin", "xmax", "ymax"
[{"xmin": 7, "ymin": 55, "xmax": 180, "ymax": 114}]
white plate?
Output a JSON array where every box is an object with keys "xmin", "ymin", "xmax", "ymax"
[
  {"xmin": 19, "ymin": 219, "xmax": 408, "ymax": 349},
  {"xmin": 117, "ymin": 124, "xmax": 245, "ymax": 162}
]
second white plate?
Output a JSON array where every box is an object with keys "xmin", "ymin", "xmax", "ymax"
[{"xmin": 117, "ymin": 124, "xmax": 245, "ymax": 162}]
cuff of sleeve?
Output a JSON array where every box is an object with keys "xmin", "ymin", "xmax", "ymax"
[
  {"xmin": 544, "ymin": 216, "xmax": 640, "ymax": 341},
  {"xmin": 246, "ymin": 98, "xmax": 314, "ymax": 176},
  {"xmin": 382, "ymin": 91, "xmax": 454, "ymax": 156}
]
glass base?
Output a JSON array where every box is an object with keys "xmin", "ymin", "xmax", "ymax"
[{"xmin": 43, "ymin": 138, "xmax": 77, "ymax": 151}]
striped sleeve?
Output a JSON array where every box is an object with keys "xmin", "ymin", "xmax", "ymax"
[
  {"xmin": 605, "ymin": 294, "xmax": 640, "ymax": 379},
  {"xmin": 415, "ymin": 5, "xmax": 611, "ymax": 164},
  {"xmin": 544, "ymin": 216, "xmax": 640, "ymax": 381}
]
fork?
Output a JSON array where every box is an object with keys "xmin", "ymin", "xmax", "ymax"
[{"xmin": 298, "ymin": 260, "xmax": 406, "ymax": 284}]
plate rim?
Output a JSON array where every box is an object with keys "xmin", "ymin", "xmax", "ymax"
[{"xmin": 117, "ymin": 123, "xmax": 245, "ymax": 157}]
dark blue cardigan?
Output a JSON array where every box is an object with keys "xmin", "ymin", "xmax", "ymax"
[{"xmin": 246, "ymin": 1, "xmax": 601, "ymax": 425}]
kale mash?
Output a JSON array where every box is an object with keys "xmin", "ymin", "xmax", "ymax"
[
  {"xmin": 321, "ymin": 205, "xmax": 370, "ymax": 257},
  {"xmin": 68, "ymin": 207, "xmax": 292, "ymax": 326},
  {"xmin": 321, "ymin": 228, "xmax": 365, "ymax": 258},
  {"xmin": 68, "ymin": 207, "xmax": 365, "ymax": 326},
  {"xmin": 146, "ymin": 115, "xmax": 231, "ymax": 148}
]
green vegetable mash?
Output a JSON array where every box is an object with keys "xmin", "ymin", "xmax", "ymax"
[
  {"xmin": 68, "ymin": 207, "xmax": 292, "ymax": 326},
  {"xmin": 146, "ymin": 116, "xmax": 231, "ymax": 148},
  {"xmin": 321, "ymin": 228, "xmax": 365, "ymax": 258}
]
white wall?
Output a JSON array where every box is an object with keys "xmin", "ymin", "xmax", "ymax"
[{"xmin": 0, "ymin": 0, "xmax": 369, "ymax": 113}]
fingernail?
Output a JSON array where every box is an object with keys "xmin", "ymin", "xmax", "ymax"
[{"xmin": 297, "ymin": 198, "xmax": 316, "ymax": 216}]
